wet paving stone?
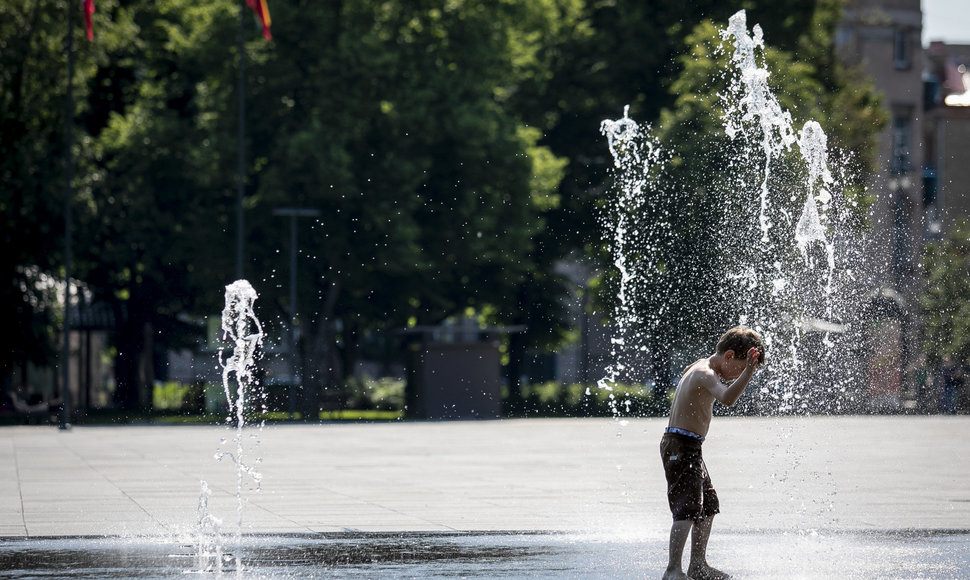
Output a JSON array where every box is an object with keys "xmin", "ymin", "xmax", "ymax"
[{"xmin": 1, "ymin": 529, "xmax": 969, "ymax": 579}]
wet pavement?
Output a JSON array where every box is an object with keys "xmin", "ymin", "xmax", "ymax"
[
  {"xmin": 2, "ymin": 416, "xmax": 969, "ymax": 577},
  {"xmin": 1, "ymin": 529, "xmax": 969, "ymax": 578}
]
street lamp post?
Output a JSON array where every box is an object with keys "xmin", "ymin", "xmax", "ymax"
[
  {"xmin": 236, "ymin": 1, "xmax": 246, "ymax": 280},
  {"xmin": 273, "ymin": 208, "xmax": 320, "ymax": 419},
  {"xmin": 61, "ymin": 0, "xmax": 76, "ymax": 430}
]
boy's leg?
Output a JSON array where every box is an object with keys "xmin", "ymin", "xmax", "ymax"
[
  {"xmin": 687, "ymin": 516, "xmax": 731, "ymax": 580},
  {"xmin": 663, "ymin": 519, "xmax": 693, "ymax": 580}
]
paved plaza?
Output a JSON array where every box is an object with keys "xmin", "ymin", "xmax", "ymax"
[
  {"xmin": 2, "ymin": 415, "xmax": 969, "ymax": 577},
  {"xmin": 2, "ymin": 415, "xmax": 968, "ymax": 538}
]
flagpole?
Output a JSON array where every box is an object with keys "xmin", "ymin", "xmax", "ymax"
[
  {"xmin": 61, "ymin": 0, "xmax": 75, "ymax": 430},
  {"xmin": 236, "ymin": 0, "xmax": 246, "ymax": 281}
]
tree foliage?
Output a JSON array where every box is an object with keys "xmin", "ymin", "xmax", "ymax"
[
  {"xmin": 591, "ymin": 3, "xmax": 885, "ymax": 388},
  {"xmin": 653, "ymin": 13, "xmax": 883, "ymax": 333},
  {"xmin": 74, "ymin": 0, "xmax": 575, "ymax": 408},
  {"xmin": 239, "ymin": 1, "xmax": 576, "ymax": 405},
  {"xmin": 1, "ymin": 0, "xmax": 888, "ymax": 412},
  {"xmin": 922, "ymin": 222, "xmax": 970, "ymax": 367},
  {"xmin": 0, "ymin": 0, "xmax": 104, "ymax": 385}
]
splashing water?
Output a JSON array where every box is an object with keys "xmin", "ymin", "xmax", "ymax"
[
  {"xmin": 599, "ymin": 106, "xmax": 666, "ymax": 421},
  {"xmin": 197, "ymin": 279, "xmax": 265, "ymax": 573},
  {"xmin": 718, "ymin": 9, "xmax": 847, "ymax": 409},
  {"xmin": 600, "ymin": 10, "xmax": 861, "ymax": 415},
  {"xmin": 721, "ymin": 10, "xmax": 797, "ymax": 247},
  {"xmin": 195, "ymin": 480, "xmax": 225, "ymax": 573},
  {"xmin": 795, "ymin": 121, "xmax": 837, "ymax": 294}
]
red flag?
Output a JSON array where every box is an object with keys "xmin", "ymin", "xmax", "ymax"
[
  {"xmin": 246, "ymin": 0, "xmax": 272, "ymax": 41},
  {"xmin": 83, "ymin": 0, "xmax": 95, "ymax": 41}
]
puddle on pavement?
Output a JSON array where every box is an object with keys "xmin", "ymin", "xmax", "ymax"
[{"xmin": 0, "ymin": 530, "xmax": 968, "ymax": 578}]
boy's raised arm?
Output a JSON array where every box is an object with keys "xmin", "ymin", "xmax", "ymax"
[{"xmin": 705, "ymin": 347, "xmax": 762, "ymax": 407}]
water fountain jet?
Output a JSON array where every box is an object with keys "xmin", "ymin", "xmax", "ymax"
[
  {"xmin": 195, "ymin": 279, "xmax": 265, "ymax": 573},
  {"xmin": 600, "ymin": 10, "xmax": 864, "ymax": 415}
]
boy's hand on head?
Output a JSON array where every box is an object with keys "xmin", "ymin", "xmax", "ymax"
[{"xmin": 746, "ymin": 347, "xmax": 762, "ymax": 370}]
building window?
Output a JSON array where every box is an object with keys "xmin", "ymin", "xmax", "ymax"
[
  {"xmin": 890, "ymin": 114, "xmax": 912, "ymax": 175},
  {"xmin": 922, "ymin": 164, "xmax": 937, "ymax": 208},
  {"xmin": 923, "ymin": 74, "xmax": 940, "ymax": 110},
  {"xmin": 893, "ymin": 27, "xmax": 910, "ymax": 70}
]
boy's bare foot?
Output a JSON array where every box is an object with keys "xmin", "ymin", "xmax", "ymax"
[
  {"xmin": 661, "ymin": 567, "xmax": 692, "ymax": 580},
  {"xmin": 687, "ymin": 563, "xmax": 730, "ymax": 580}
]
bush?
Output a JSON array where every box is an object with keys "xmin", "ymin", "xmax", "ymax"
[
  {"xmin": 152, "ymin": 381, "xmax": 207, "ymax": 413},
  {"xmin": 152, "ymin": 381, "xmax": 189, "ymax": 411},
  {"xmin": 517, "ymin": 381, "xmax": 666, "ymax": 417},
  {"xmin": 343, "ymin": 377, "xmax": 406, "ymax": 411}
]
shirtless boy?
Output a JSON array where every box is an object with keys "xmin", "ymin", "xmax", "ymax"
[{"xmin": 661, "ymin": 325, "xmax": 764, "ymax": 580}]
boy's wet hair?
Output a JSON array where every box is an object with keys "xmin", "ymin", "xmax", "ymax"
[{"xmin": 716, "ymin": 325, "xmax": 765, "ymax": 365}]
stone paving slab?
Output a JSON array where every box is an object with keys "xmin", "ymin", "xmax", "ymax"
[{"xmin": 2, "ymin": 416, "xmax": 969, "ymax": 538}]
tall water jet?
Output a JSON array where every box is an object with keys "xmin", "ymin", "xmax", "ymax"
[
  {"xmin": 220, "ymin": 279, "xmax": 265, "ymax": 533},
  {"xmin": 601, "ymin": 10, "xmax": 863, "ymax": 414},
  {"xmin": 599, "ymin": 106, "xmax": 668, "ymax": 419},
  {"xmin": 721, "ymin": 10, "xmax": 797, "ymax": 248},
  {"xmin": 197, "ymin": 279, "xmax": 265, "ymax": 573}
]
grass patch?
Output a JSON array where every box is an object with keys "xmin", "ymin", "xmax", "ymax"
[
  {"xmin": 318, "ymin": 409, "xmax": 403, "ymax": 421},
  {"xmin": 514, "ymin": 381, "xmax": 668, "ymax": 417},
  {"xmin": 150, "ymin": 409, "xmax": 404, "ymax": 424}
]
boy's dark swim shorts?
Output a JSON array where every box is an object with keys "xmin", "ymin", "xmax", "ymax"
[{"xmin": 660, "ymin": 431, "xmax": 720, "ymax": 521}]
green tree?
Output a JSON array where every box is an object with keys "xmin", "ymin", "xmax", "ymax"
[
  {"xmin": 56, "ymin": 0, "xmax": 576, "ymax": 413},
  {"xmin": 0, "ymin": 0, "xmax": 231, "ymax": 409},
  {"xmin": 6, "ymin": 0, "xmax": 884, "ymax": 415},
  {"xmin": 77, "ymin": 0, "xmax": 241, "ymax": 409},
  {"xmin": 922, "ymin": 221, "xmax": 970, "ymax": 367},
  {"xmin": 241, "ymin": 0, "xmax": 573, "ymax": 411},
  {"xmin": 513, "ymin": 0, "xmax": 826, "ymax": 259},
  {"xmin": 496, "ymin": 0, "xmax": 878, "ymax": 397},
  {"xmin": 596, "ymin": 4, "xmax": 884, "ymax": 391},
  {"xmin": 0, "ymin": 0, "xmax": 105, "ymax": 392}
]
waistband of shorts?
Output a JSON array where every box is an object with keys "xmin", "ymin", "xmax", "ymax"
[{"xmin": 664, "ymin": 427, "xmax": 706, "ymax": 442}]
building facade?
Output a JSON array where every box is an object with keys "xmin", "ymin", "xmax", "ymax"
[
  {"xmin": 835, "ymin": 0, "xmax": 926, "ymax": 409},
  {"xmin": 837, "ymin": 1, "xmax": 970, "ymax": 410},
  {"xmin": 924, "ymin": 41, "xmax": 970, "ymax": 235}
]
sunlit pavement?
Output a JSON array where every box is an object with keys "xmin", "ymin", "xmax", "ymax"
[{"xmin": 2, "ymin": 416, "xmax": 968, "ymax": 577}]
